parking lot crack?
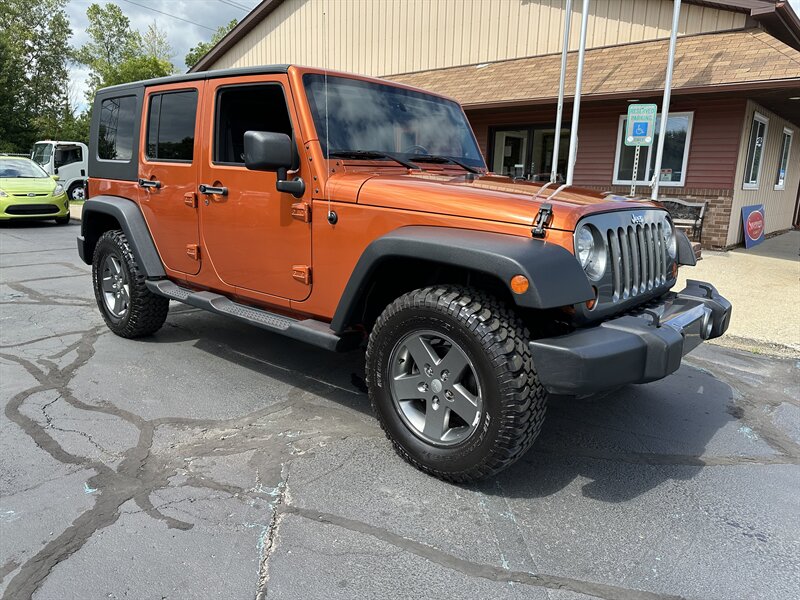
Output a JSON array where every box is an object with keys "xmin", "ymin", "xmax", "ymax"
[{"xmin": 280, "ymin": 505, "xmax": 687, "ymax": 600}]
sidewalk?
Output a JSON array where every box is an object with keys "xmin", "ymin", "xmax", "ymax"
[{"xmin": 678, "ymin": 230, "xmax": 800, "ymax": 356}]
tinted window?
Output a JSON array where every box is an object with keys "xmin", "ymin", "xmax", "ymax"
[
  {"xmin": 54, "ymin": 145, "xmax": 83, "ymax": 168},
  {"xmin": 146, "ymin": 90, "xmax": 198, "ymax": 161},
  {"xmin": 98, "ymin": 96, "xmax": 136, "ymax": 161},
  {"xmin": 214, "ymin": 85, "xmax": 292, "ymax": 164}
]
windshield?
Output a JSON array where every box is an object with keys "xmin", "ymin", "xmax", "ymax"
[
  {"xmin": 303, "ymin": 74, "xmax": 485, "ymax": 170},
  {"xmin": 0, "ymin": 158, "xmax": 50, "ymax": 178},
  {"xmin": 32, "ymin": 143, "xmax": 53, "ymax": 166}
]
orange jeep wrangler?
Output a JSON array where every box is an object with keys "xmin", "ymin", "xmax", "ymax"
[{"xmin": 78, "ymin": 66, "xmax": 731, "ymax": 482}]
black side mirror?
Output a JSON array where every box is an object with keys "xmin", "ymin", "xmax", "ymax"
[{"xmin": 244, "ymin": 130, "xmax": 305, "ymax": 198}]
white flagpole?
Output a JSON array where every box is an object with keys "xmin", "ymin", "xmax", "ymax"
[
  {"xmin": 550, "ymin": 0, "xmax": 573, "ymax": 184},
  {"xmin": 565, "ymin": 0, "xmax": 590, "ymax": 188},
  {"xmin": 651, "ymin": 0, "xmax": 682, "ymax": 200}
]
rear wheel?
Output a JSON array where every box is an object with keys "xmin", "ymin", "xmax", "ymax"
[
  {"xmin": 366, "ymin": 286, "xmax": 547, "ymax": 482},
  {"xmin": 92, "ymin": 229, "xmax": 169, "ymax": 338}
]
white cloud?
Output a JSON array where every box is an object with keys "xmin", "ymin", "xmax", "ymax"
[{"xmin": 66, "ymin": 0, "xmax": 259, "ymax": 111}]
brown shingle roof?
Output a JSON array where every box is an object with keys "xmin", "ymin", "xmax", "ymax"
[{"xmin": 387, "ymin": 29, "xmax": 800, "ymax": 108}]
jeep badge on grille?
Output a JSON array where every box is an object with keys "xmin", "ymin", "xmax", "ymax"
[{"xmin": 631, "ymin": 213, "xmax": 645, "ymax": 225}]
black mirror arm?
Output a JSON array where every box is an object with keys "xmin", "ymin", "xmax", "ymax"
[{"xmin": 276, "ymin": 176, "xmax": 305, "ymax": 199}]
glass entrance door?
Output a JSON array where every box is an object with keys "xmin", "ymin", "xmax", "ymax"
[{"xmin": 491, "ymin": 125, "xmax": 569, "ymax": 181}]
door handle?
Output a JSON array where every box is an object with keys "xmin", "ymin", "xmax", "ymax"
[
  {"xmin": 199, "ymin": 184, "xmax": 228, "ymax": 196},
  {"xmin": 138, "ymin": 178, "xmax": 161, "ymax": 189}
]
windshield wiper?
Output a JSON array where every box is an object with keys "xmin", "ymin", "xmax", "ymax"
[
  {"xmin": 408, "ymin": 154, "xmax": 481, "ymax": 174},
  {"xmin": 328, "ymin": 150, "xmax": 417, "ymax": 170}
]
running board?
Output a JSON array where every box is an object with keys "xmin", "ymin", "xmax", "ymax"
[{"xmin": 146, "ymin": 280, "xmax": 360, "ymax": 352}]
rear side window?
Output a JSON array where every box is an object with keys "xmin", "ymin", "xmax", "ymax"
[
  {"xmin": 214, "ymin": 85, "xmax": 292, "ymax": 164},
  {"xmin": 54, "ymin": 145, "xmax": 83, "ymax": 168},
  {"xmin": 146, "ymin": 90, "xmax": 198, "ymax": 162},
  {"xmin": 98, "ymin": 96, "xmax": 136, "ymax": 161}
]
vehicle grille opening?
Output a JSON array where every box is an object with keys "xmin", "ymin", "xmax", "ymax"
[
  {"xmin": 607, "ymin": 222, "xmax": 668, "ymax": 302},
  {"xmin": 5, "ymin": 204, "xmax": 60, "ymax": 215}
]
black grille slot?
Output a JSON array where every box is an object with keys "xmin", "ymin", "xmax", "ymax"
[
  {"xmin": 5, "ymin": 204, "xmax": 60, "ymax": 215},
  {"xmin": 606, "ymin": 219, "xmax": 668, "ymax": 302}
]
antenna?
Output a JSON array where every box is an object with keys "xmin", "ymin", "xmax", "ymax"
[
  {"xmin": 324, "ymin": 0, "xmax": 333, "ymax": 224},
  {"xmin": 550, "ymin": 0, "xmax": 572, "ymax": 185}
]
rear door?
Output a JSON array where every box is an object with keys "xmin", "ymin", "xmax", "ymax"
[
  {"xmin": 198, "ymin": 75, "xmax": 312, "ymax": 300},
  {"xmin": 138, "ymin": 81, "xmax": 203, "ymax": 275}
]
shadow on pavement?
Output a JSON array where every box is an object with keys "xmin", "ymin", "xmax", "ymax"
[{"xmin": 142, "ymin": 304, "xmax": 736, "ymax": 503}]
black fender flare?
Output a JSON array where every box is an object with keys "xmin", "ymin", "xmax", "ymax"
[
  {"xmin": 77, "ymin": 195, "xmax": 165, "ymax": 278},
  {"xmin": 330, "ymin": 226, "xmax": 593, "ymax": 332}
]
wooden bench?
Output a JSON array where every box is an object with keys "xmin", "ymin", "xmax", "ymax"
[{"xmin": 659, "ymin": 198, "xmax": 707, "ymax": 243}]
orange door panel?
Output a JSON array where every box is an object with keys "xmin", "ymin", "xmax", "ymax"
[
  {"xmin": 198, "ymin": 75, "xmax": 312, "ymax": 301},
  {"xmin": 138, "ymin": 82, "xmax": 203, "ymax": 275}
]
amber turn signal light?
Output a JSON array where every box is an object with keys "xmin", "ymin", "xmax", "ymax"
[
  {"xmin": 510, "ymin": 275, "xmax": 529, "ymax": 294},
  {"xmin": 586, "ymin": 286, "xmax": 599, "ymax": 310}
]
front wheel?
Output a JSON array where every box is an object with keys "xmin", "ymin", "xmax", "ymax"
[
  {"xmin": 91, "ymin": 229, "xmax": 169, "ymax": 338},
  {"xmin": 54, "ymin": 215, "xmax": 71, "ymax": 225},
  {"xmin": 366, "ymin": 286, "xmax": 547, "ymax": 482}
]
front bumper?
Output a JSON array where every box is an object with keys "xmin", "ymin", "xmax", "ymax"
[
  {"xmin": 530, "ymin": 280, "xmax": 731, "ymax": 396},
  {"xmin": 0, "ymin": 194, "xmax": 69, "ymax": 219}
]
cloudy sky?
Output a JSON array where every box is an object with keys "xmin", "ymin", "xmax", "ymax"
[
  {"xmin": 66, "ymin": 0, "xmax": 261, "ymax": 109},
  {"xmin": 66, "ymin": 0, "xmax": 800, "ymax": 110}
]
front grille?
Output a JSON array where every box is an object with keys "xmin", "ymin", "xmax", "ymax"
[
  {"xmin": 5, "ymin": 204, "xmax": 60, "ymax": 215},
  {"xmin": 606, "ymin": 222, "xmax": 669, "ymax": 302},
  {"xmin": 12, "ymin": 193, "xmax": 47, "ymax": 197}
]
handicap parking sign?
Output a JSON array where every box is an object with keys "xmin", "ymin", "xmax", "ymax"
[
  {"xmin": 632, "ymin": 122, "xmax": 648, "ymax": 137},
  {"xmin": 625, "ymin": 104, "xmax": 658, "ymax": 147}
]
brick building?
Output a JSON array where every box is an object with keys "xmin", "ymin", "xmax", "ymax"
[{"xmin": 191, "ymin": 0, "xmax": 800, "ymax": 248}]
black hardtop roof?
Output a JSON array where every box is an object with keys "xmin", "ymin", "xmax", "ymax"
[{"xmin": 96, "ymin": 65, "xmax": 291, "ymax": 95}]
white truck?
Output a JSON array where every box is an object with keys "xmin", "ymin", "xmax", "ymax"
[{"xmin": 31, "ymin": 140, "xmax": 88, "ymax": 201}]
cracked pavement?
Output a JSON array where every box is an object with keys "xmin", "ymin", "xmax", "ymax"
[{"xmin": 1, "ymin": 221, "xmax": 798, "ymax": 600}]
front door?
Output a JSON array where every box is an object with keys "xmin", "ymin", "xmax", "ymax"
[
  {"xmin": 199, "ymin": 76, "xmax": 312, "ymax": 301},
  {"xmin": 138, "ymin": 82, "xmax": 203, "ymax": 275}
]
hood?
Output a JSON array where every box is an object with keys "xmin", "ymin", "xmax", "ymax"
[
  {"xmin": 333, "ymin": 171, "xmax": 658, "ymax": 231},
  {"xmin": 0, "ymin": 177, "xmax": 57, "ymax": 195}
]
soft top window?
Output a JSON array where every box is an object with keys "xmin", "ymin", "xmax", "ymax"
[{"xmin": 98, "ymin": 96, "xmax": 137, "ymax": 161}]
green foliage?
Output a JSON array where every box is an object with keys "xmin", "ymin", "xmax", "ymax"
[
  {"xmin": 0, "ymin": 0, "xmax": 73, "ymax": 152},
  {"xmin": 75, "ymin": 3, "xmax": 175, "ymax": 102},
  {"xmin": 185, "ymin": 19, "xmax": 238, "ymax": 69}
]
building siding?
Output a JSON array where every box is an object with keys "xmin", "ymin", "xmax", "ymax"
[
  {"xmin": 727, "ymin": 100, "xmax": 800, "ymax": 246},
  {"xmin": 466, "ymin": 96, "xmax": 746, "ymax": 189},
  {"xmin": 207, "ymin": 0, "xmax": 749, "ymax": 76}
]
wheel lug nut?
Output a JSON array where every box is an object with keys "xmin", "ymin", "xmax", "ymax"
[
  {"xmin": 424, "ymin": 364, "xmax": 433, "ymax": 377},
  {"xmin": 441, "ymin": 370, "xmax": 449, "ymax": 381},
  {"xmin": 431, "ymin": 396, "xmax": 440, "ymax": 409},
  {"xmin": 445, "ymin": 390, "xmax": 454, "ymax": 401},
  {"xmin": 418, "ymin": 382, "xmax": 429, "ymax": 393}
]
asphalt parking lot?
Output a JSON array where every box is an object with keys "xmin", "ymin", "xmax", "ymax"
[{"xmin": 1, "ymin": 221, "xmax": 798, "ymax": 600}]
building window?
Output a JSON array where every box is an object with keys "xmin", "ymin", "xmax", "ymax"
[
  {"xmin": 146, "ymin": 90, "xmax": 198, "ymax": 162},
  {"xmin": 613, "ymin": 112, "xmax": 693, "ymax": 187},
  {"xmin": 775, "ymin": 127, "xmax": 793, "ymax": 191},
  {"xmin": 214, "ymin": 84, "xmax": 292, "ymax": 165},
  {"xmin": 490, "ymin": 126, "xmax": 570, "ymax": 181},
  {"xmin": 98, "ymin": 96, "xmax": 136, "ymax": 161},
  {"xmin": 743, "ymin": 112, "xmax": 768, "ymax": 190}
]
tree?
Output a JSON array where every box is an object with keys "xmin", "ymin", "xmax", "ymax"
[
  {"xmin": 142, "ymin": 22, "xmax": 174, "ymax": 64},
  {"xmin": 0, "ymin": 0, "xmax": 73, "ymax": 151},
  {"xmin": 75, "ymin": 3, "xmax": 175, "ymax": 102},
  {"xmin": 185, "ymin": 19, "xmax": 238, "ymax": 69}
]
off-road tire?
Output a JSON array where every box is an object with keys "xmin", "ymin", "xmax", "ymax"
[
  {"xmin": 54, "ymin": 215, "xmax": 70, "ymax": 225},
  {"xmin": 366, "ymin": 285, "xmax": 547, "ymax": 482},
  {"xmin": 92, "ymin": 229, "xmax": 169, "ymax": 338}
]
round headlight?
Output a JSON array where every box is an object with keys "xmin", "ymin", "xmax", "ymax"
[
  {"xmin": 663, "ymin": 220, "xmax": 677, "ymax": 258},
  {"xmin": 575, "ymin": 224, "xmax": 607, "ymax": 281},
  {"xmin": 54, "ymin": 184, "xmax": 65, "ymax": 196}
]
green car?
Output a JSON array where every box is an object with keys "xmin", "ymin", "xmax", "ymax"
[{"xmin": 0, "ymin": 156, "xmax": 71, "ymax": 224}]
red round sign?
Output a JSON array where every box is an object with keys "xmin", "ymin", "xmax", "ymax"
[{"xmin": 746, "ymin": 210, "xmax": 764, "ymax": 241}]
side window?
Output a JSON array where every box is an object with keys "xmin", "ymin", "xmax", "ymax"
[
  {"xmin": 743, "ymin": 112, "xmax": 768, "ymax": 190},
  {"xmin": 146, "ymin": 90, "xmax": 198, "ymax": 162},
  {"xmin": 214, "ymin": 85, "xmax": 292, "ymax": 164},
  {"xmin": 54, "ymin": 146, "xmax": 83, "ymax": 168},
  {"xmin": 98, "ymin": 96, "xmax": 137, "ymax": 161}
]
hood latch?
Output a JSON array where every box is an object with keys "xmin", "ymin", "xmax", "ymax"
[{"xmin": 531, "ymin": 203, "xmax": 553, "ymax": 238}]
